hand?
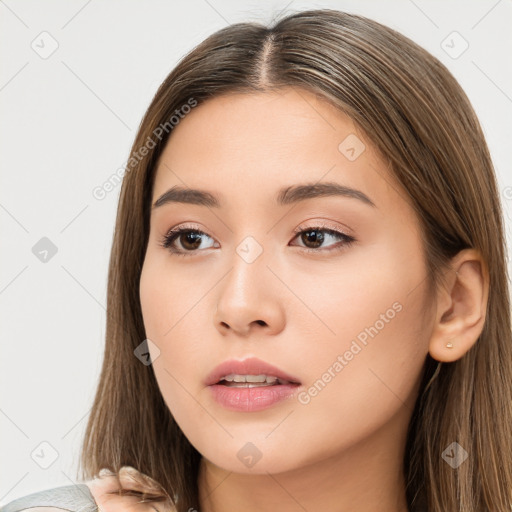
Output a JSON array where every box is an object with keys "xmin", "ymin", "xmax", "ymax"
[{"xmin": 85, "ymin": 466, "xmax": 175, "ymax": 512}]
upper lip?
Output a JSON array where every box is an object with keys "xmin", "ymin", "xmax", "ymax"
[{"xmin": 205, "ymin": 357, "xmax": 301, "ymax": 386}]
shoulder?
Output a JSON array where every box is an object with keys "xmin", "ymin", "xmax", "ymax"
[
  {"xmin": 0, "ymin": 467, "xmax": 175, "ymax": 512},
  {"xmin": 0, "ymin": 483, "xmax": 96, "ymax": 512}
]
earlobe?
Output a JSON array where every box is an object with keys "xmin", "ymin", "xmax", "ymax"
[{"xmin": 428, "ymin": 249, "xmax": 489, "ymax": 363}]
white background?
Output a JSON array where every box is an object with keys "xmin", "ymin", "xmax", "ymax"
[{"xmin": 1, "ymin": 0, "xmax": 511, "ymax": 504}]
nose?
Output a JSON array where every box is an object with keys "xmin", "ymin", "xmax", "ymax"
[{"xmin": 213, "ymin": 247, "xmax": 286, "ymax": 338}]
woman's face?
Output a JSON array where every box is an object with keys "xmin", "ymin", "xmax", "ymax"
[{"xmin": 139, "ymin": 87, "xmax": 433, "ymax": 474}]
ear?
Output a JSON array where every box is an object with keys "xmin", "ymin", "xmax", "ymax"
[{"xmin": 428, "ymin": 248, "xmax": 490, "ymax": 363}]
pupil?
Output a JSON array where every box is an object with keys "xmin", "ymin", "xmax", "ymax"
[
  {"xmin": 302, "ymin": 229, "xmax": 324, "ymax": 248},
  {"xmin": 182, "ymin": 232, "xmax": 202, "ymax": 250}
]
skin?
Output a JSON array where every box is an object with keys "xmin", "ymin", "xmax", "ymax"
[{"xmin": 137, "ymin": 87, "xmax": 489, "ymax": 512}]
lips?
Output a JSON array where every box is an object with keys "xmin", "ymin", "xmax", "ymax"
[{"xmin": 204, "ymin": 357, "xmax": 301, "ymax": 387}]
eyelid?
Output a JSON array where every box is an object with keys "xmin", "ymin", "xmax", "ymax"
[
  {"xmin": 292, "ymin": 219, "xmax": 352, "ymax": 237},
  {"xmin": 166, "ymin": 221, "xmax": 205, "ymax": 233}
]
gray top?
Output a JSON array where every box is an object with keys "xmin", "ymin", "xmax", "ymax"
[
  {"xmin": 0, "ymin": 484, "xmax": 98, "ymax": 512},
  {"xmin": 0, "ymin": 483, "xmax": 427, "ymax": 512}
]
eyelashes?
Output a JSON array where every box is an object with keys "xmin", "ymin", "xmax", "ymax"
[{"xmin": 158, "ymin": 223, "xmax": 356, "ymax": 258}]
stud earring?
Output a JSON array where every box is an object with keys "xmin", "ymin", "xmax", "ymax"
[{"xmin": 446, "ymin": 341, "xmax": 454, "ymax": 349}]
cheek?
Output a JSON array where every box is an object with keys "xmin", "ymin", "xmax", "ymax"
[
  {"xmin": 139, "ymin": 254, "xmax": 211, "ymax": 406},
  {"xmin": 140, "ymin": 259, "xmax": 169, "ymax": 345},
  {"xmin": 293, "ymin": 241, "xmax": 429, "ymax": 435},
  {"xmin": 140, "ymin": 252, "xmax": 206, "ymax": 342}
]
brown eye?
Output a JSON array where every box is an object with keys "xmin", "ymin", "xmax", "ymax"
[
  {"xmin": 290, "ymin": 227, "xmax": 356, "ymax": 253},
  {"xmin": 160, "ymin": 228, "xmax": 217, "ymax": 256},
  {"xmin": 300, "ymin": 229, "xmax": 325, "ymax": 249},
  {"xmin": 176, "ymin": 231, "xmax": 203, "ymax": 251}
]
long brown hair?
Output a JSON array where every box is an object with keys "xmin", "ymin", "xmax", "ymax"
[{"xmin": 79, "ymin": 9, "xmax": 512, "ymax": 512}]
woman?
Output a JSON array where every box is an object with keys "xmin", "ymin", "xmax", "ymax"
[{"xmin": 2, "ymin": 8, "xmax": 510, "ymax": 512}]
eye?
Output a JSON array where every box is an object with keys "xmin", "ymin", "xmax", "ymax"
[
  {"xmin": 159, "ymin": 222, "xmax": 356, "ymax": 257},
  {"xmin": 290, "ymin": 223, "xmax": 356, "ymax": 254},
  {"xmin": 159, "ymin": 224, "xmax": 218, "ymax": 257}
]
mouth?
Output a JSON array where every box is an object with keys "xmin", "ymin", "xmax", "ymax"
[
  {"xmin": 204, "ymin": 356, "xmax": 302, "ymax": 387},
  {"xmin": 205, "ymin": 357, "xmax": 302, "ymax": 412},
  {"xmin": 216, "ymin": 374, "xmax": 300, "ymax": 388}
]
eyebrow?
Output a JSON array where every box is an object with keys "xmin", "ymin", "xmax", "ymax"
[{"xmin": 152, "ymin": 181, "xmax": 376, "ymax": 210}]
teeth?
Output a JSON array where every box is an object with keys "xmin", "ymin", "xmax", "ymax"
[{"xmin": 221, "ymin": 374, "xmax": 282, "ymax": 384}]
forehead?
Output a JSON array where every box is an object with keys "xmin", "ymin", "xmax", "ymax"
[
  {"xmin": 156, "ymin": 88, "xmax": 360, "ymax": 167},
  {"xmin": 151, "ymin": 88, "xmax": 408, "ymax": 217}
]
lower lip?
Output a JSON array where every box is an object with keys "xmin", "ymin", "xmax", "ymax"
[{"xmin": 208, "ymin": 383, "xmax": 300, "ymax": 412}]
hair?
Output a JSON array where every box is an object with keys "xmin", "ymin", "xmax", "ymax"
[{"xmin": 78, "ymin": 8, "xmax": 512, "ymax": 512}]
